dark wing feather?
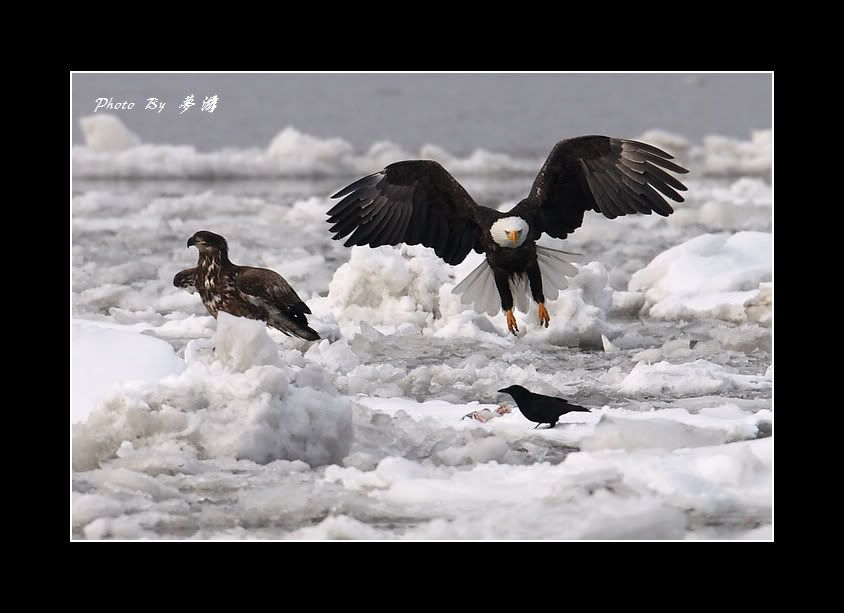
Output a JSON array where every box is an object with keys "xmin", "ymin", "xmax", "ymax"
[
  {"xmin": 328, "ymin": 161, "xmax": 494, "ymax": 265},
  {"xmin": 235, "ymin": 267, "xmax": 312, "ymax": 326},
  {"xmin": 533, "ymin": 392, "xmax": 591, "ymax": 416},
  {"xmin": 173, "ymin": 267, "xmax": 197, "ymax": 290},
  {"xmin": 511, "ymin": 136, "xmax": 688, "ymax": 240}
]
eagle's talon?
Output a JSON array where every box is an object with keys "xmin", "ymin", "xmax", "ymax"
[
  {"xmin": 329, "ymin": 138, "xmax": 688, "ymax": 332},
  {"xmin": 538, "ymin": 303, "xmax": 550, "ymax": 328},
  {"xmin": 506, "ymin": 310, "xmax": 519, "ymax": 335}
]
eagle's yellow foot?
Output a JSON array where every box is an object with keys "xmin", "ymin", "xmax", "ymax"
[
  {"xmin": 538, "ymin": 303, "xmax": 550, "ymax": 328},
  {"xmin": 506, "ymin": 309, "xmax": 519, "ymax": 335}
]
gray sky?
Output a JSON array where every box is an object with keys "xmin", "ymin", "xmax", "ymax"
[{"xmin": 72, "ymin": 73, "xmax": 772, "ymax": 156}]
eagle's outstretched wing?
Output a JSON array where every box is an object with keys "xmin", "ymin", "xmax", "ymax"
[
  {"xmin": 327, "ymin": 161, "xmax": 494, "ymax": 265},
  {"xmin": 235, "ymin": 267, "xmax": 311, "ymax": 328},
  {"xmin": 510, "ymin": 136, "xmax": 689, "ymax": 240},
  {"xmin": 173, "ymin": 267, "xmax": 197, "ymax": 292}
]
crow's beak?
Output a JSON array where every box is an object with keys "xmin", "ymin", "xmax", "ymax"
[
  {"xmin": 507, "ymin": 231, "xmax": 518, "ymax": 246},
  {"xmin": 187, "ymin": 236, "xmax": 196, "ymax": 248},
  {"xmin": 498, "ymin": 388, "xmax": 509, "ymax": 393}
]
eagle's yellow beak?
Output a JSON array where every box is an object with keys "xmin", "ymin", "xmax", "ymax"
[{"xmin": 507, "ymin": 230, "xmax": 519, "ymax": 246}]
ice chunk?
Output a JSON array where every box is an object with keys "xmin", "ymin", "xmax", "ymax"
[
  {"xmin": 214, "ymin": 312, "xmax": 283, "ymax": 371},
  {"xmin": 618, "ymin": 360, "xmax": 772, "ymax": 397},
  {"xmin": 72, "ymin": 319, "xmax": 353, "ymax": 472},
  {"xmin": 267, "ymin": 127, "xmax": 354, "ymax": 174},
  {"xmin": 79, "ymin": 114, "xmax": 141, "ymax": 152},
  {"xmin": 629, "ymin": 232, "xmax": 771, "ymax": 322},
  {"xmin": 72, "ymin": 321, "xmax": 185, "ymax": 424},
  {"xmin": 695, "ymin": 130, "xmax": 772, "ymax": 176},
  {"xmin": 579, "ymin": 416, "xmax": 727, "ymax": 451}
]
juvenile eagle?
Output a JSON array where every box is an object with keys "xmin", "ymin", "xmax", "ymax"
[
  {"xmin": 174, "ymin": 231, "xmax": 320, "ymax": 341},
  {"xmin": 328, "ymin": 135, "xmax": 688, "ymax": 335}
]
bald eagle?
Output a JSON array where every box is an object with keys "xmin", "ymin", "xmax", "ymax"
[
  {"xmin": 328, "ymin": 135, "xmax": 688, "ymax": 334},
  {"xmin": 174, "ymin": 231, "xmax": 320, "ymax": 341}
]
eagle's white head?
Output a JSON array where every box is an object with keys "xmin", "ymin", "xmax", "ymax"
[{"xmin": 490, "ymin": 217, "xmax": 529, "ymax": 248}]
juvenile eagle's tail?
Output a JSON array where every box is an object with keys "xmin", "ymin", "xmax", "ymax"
[
  {"xmin": 269, "ymin": 304, "xmax": 321, "ymax": 341},
  {"xmin": 274, "ymin": 319, "xmax": 320, "ymax": 341},
  {"xmin": 291, "ymin": 323, "xmax": 321, "ymax": 342},
  {"xmin": 451, "ymin": 246, "xmax": 579, "ymax": 316}
]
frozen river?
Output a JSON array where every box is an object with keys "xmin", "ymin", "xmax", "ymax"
[{"xmin": 71, "ymin": 111, "xmax": 772, "ymax": 539}]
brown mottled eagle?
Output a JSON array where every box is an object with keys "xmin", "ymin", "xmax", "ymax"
[
  {"xmin": 174, "ymin": 231, "xmax": 320, "ymax": 341},
  {"xmin": 328, "ymin": 135, "xmax": 688, "ymax": 335}
]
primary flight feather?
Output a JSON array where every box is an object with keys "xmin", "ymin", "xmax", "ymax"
[{"xmin": 328, "ymin": 136, "xmax": 688, "ymax": 335}]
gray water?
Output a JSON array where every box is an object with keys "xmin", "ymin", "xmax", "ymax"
[{"xmin": 71, "ymin": 73, "xmax": 771, "ymax": 154}]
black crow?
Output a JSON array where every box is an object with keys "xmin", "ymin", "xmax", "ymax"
[{"xmin": 498, "ymin": 385, "xmax": 592, "ymax": 429}]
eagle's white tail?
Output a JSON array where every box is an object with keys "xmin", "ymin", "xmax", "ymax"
[{"xmin": 452, "ymin": 246, "xmax": 580, "ymax": 316}]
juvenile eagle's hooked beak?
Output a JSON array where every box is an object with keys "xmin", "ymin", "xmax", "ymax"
[
  {"xmin": 187, "ymin": 236, "xmax": 196, "ymax": 248},
  {"xmin": 507, "ymin": 230, "xmax": 519, "ymax": 246}
]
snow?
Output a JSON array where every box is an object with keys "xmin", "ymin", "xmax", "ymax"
[
  {"xmin": 72, "ymin": 122, "xmax": 537, "ymax": 179},
  {"xmin": 617, "ymin": 359, "xmax": 772, "ymax": 397},
  {"xmin": 72, "ymin": 314, "xmax": 353, "ymax": 472},
  {"xmin": 79, "ymin": 115, "xmax": 141, "ymax": 152},
  {"xmin": 72, "ymin": 117, "xmax": 771, "ymax": 180},
  {"xmin": 72, "ymin": 322, "xmax": 186, "ymax": 424},
  {"xmin": 313, "ymin": 245, "xmax": 617, "ymax": 348},
  {"xmin": 640, "ymin": 128, "xmax": 771, "ymax": 178},
  {"xmin": 319, "ymin": 245, "xmax": 453, "ymax": 334},
  {"xmin": 267, "ymin": 127, "xmax": 355, "ymax": 174},
  {"xmin": 72, "ymin": 119, "xmax": 772, "ymax": 540},
  {"xmin": 301, "ymin": 437, "xmax": 771, "ymax": 540},
  {"xmin": 635, "ymin": 129, "xmax": 692, "ymax": 157},
  {"xmin": 353, "ymin": 395, "xmax": 770, "ymax": 452},
  {"xmin": 629, "ymin": 232, "xmax": 772, "ymax": 323},
  {"xmin": 669, "ymin": 178, "xmax": 772, "ymax": 231},
  {"xmin": 214, "ymin": 312, "xmax": 283, "ymax": 371},
  {"xmin": 695, "ymin": 131, "xmax": 772, "ymax": 176}
]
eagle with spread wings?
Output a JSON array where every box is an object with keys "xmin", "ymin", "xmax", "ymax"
[
  {"xmin": 328, "ymin": 136, "xmax": 688, "ymax": 335},
  {"xmin": 174, "ymin": 231, "xmax": 319, "ymax": 341}
]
